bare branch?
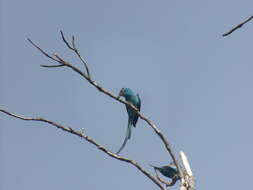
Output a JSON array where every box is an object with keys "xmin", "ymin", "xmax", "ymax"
[
  {"xmin": 222, "ymin": 14, "xmax": 253, "ymax": 37},
  {"xmin": 53, "ymin": 53, "xmax": 67, "ymax": 63},
  {"xmin": 28, "ymin": 31, "xmax": 194, "ymax": 189},
  {"xmin": 27, "ymin": 38, "xmax": 60, "ymax": 63},
  {"xmin": 71, "ymin": 36, "xmax": 76, "ymax": 49},
  {"xmin": 0, "ymin": 109, "xmax": 166, "ymax": 190},
  {"xmin": 27, "ymin": 34, "xmax": 182, "ymax": 179},
  {"xmin": 60, "ymin": 30, "xmax": 74, "ymax": 50},
  {"xmin": 60, "ymin": 30, "xmax": 90, "ymax": 78},
  {"xmin": 40, "ymin": 64, "xmax": 64, "ymax": 68}
]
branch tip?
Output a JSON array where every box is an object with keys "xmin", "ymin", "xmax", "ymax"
[
  {"xmin": 223, "ymin": 14, "xmax": 253, "ymax": 37},
  {"xmin": 23, "ymin": 30, "xmax": 187, "ymax": 190},
  {"xmin": 0, "ymin": 108, "xmax": 166, "ymax": 189}
]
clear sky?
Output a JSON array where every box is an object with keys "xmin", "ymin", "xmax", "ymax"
[{"xmin": 1, "ymin": 0, "xmax": 253, "ymax": 190}]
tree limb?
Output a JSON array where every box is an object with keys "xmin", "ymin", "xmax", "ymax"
[
  {"xmin": 27, "ymin": 31, "xmax": 182, "ymax": 180},
  {"xmin": 60, "ymin": 30, "xmax": 90, "ymax": 78},
  {"xmin": 1, "ymin": 30, "xmax": 195, "ymax": 189},
  {"xmin": 0, "ymin": 108, "xmax": 166, "ymax": 190},
  {"xmin": 222, "ymin": 14, "xmax": 253, "ymax": 37}
]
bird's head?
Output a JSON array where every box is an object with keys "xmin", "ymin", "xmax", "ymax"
[
  {"xmin": 118, "ymin": 88, "xmax": 133, "ymax": 98},
  {"xmin": 167, "ymin": 162, "xmax": 178, "ymax": 171},
  {"xmin": 169, "ymin": 161, "xmax": 176, "ymax": 166}
]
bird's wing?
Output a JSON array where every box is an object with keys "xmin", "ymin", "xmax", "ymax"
[
  {"xmin": 137, "ymin": 94, "xmax": 141, "ymax": 111},
  {"xmin": 132, "ymin": 94, "xmax": 141, "ymax": 127}
]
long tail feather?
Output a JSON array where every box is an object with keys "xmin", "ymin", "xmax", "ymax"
[{"xmin": 116, "ymin": 121, "xmax": 132, "ymax": 154}]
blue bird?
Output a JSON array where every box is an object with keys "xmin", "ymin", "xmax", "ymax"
[
  {"xmin": 116, "ymin": 88, "xmax": 141, "ymax": 154},
  {"xmin": 149, "ymin": 163, "xmax": 179, "ymax": 180}
]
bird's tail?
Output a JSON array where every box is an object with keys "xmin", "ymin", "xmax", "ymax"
[{"xmin": 116, "ymin": 121, "xmax": 132, "ymax": 154}]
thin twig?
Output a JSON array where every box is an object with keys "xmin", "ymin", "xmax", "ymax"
[
  {"xmin": 0, "ymin": 109, "xmax": 166, "ymax": 190},
  {"xmin": 27, "ymin": 38, "xmax": 60, "ymax": 63},
  {"xmin": 27, "ymin": 32, "xmax": 182, "ymax": 180},
  {"xmin": 60, "ymin": 30, "xmax": 90, "ymax": 78},
  {"xmin": 223, "ymin": 14, "xmax": 253, "ymax": 37},
  {"xmin": 40, "ymin": 64, "xmax": 64, "ymax": 68},
  {"xmin": 28, "ymin": 34, "xmax": 182, "ymax": 180}
]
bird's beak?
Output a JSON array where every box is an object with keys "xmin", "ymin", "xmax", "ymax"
[{"xmin": 117, "ymin": 89, "xmax": 123, "ymax": 99}]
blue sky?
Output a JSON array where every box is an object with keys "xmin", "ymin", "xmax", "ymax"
[{"xmin": 1, "ymin": 0, "xmax": 253, "ymax": 190}]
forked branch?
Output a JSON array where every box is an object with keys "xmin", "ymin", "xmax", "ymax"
[
  {"xmin": 1, "ymin": 30, "xmax": 196, "ymax": 189},
  {"xmin": 27, "ymin": 31, "xmax": 182, "ymax": 180},
  {"xmin": 59, "ymin": 30, "xmax": 90, "ymax": 77},
  {"xmin": 0, "ymin": 109, "xmax": 166, "ymax": 190}
]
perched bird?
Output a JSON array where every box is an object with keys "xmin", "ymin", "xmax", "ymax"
[
  {"xmin": 116, "ymin": 88, "xmax": 141, "ymax": 154},
  {"xmin": 149, "ymin": 163, "xmax": 179, "ymax": 179}
]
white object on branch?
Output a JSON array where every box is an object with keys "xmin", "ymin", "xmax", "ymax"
[{"xmin": 179, "ymin": 151, "xmax": 195, "ymax": 190}]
